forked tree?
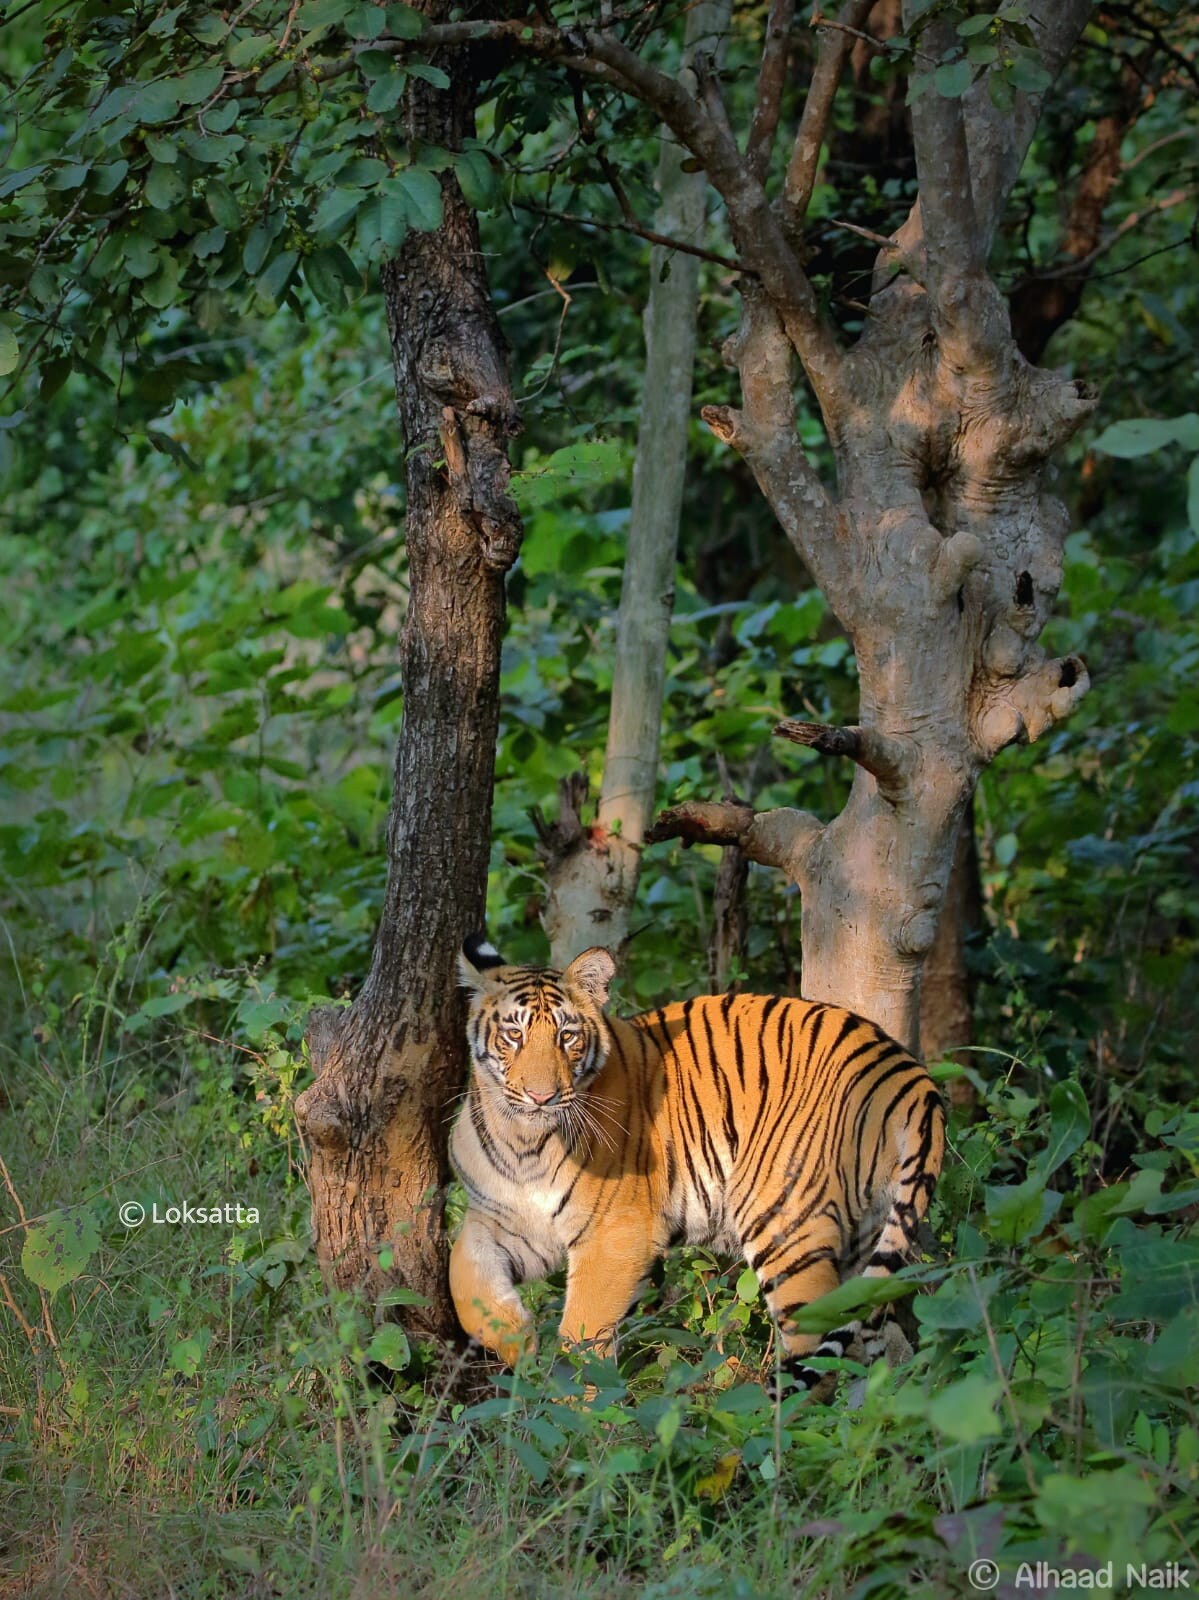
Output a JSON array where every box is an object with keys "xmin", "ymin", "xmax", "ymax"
[{"xmin": 302, "ymin": 0, "xmax": 1104, "ymax": 1339}]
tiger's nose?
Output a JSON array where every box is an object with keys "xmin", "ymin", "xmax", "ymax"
[{"xmin": 526, "ymin": 1089, "xmax": 560, "ymax": 1106}]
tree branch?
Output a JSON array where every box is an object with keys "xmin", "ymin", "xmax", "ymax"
[
  {"xmin": 774, "ymin": 718, "xmax": 914, "ymax": 804},
  {"xmin": 512, "ymin": 199, "xmax": 753, "ymax": 273},
  {"xmin": 905, "ymin": 3, "xmax": 980, "ymax": 294},
  {"xmin": 647, "ymin": 800, "xmax": 822, "ymax": 878},
  {"xmin": 964, "ymin": 0, "xmax": 1095, "ymax": 257},
  {"xmin": 746, "ymin": 0, "xmax": 796, "ymax": 183},
  {"xmin": 782, "ymin": 0, "xmax": 877, "ymax": 235},
  {"xmin": 646, "ymin": 799, "xmax": 756, "ymax": 848},
  {"xmin": 364, "ymin": 13, "xmax": 842, "ymax": 405},
  {"xmin": 700, "ymin": 288, "xmax": 843, "ymax": 592}
]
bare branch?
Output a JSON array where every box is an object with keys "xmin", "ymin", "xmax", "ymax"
[
  {"xmin": 746, "ymin": 0, "xmax": 797, "ymax": 183},
  {"xmin": 774, "ymin": 719, "xmax": 914, "ymax": 804},
  {"xmin": 647, "ymin": 800, "xmax": 822, "ymax": 878},
  {"xmin": 512, "ymin": 199, "xmax": 753, "ymax": 274},
  {"xmin": 905, "ymin": 3, "xmax": 981, "ymax": 292},
  {"xmin": 646, "ymin": 799, "xmax": 756, "ymax": 848},
  {"xmin": 783, "ymin": 0, "xmax": 876, "ymax": 234},
  {"xmin": 700, "ymin": 289, "xmax": 843, "ymax": 591},
  {"xmin": 964, "ymin": 0, "xmax": 1095, "ymax": 256}
]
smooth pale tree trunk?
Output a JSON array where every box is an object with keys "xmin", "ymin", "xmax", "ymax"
[
  {"xmin": 294, "ymin": 19, "xmax": 521, "ymax": 1342},
  {"xmin": 538, "ymin": 0, "xmax": 731, "ymax": 969},
  {"xmin": 636, "ymin": 0, "xmax": 1096, "ymax": 1052}
]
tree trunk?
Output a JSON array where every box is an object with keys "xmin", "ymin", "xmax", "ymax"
[
  {"xmin": 919, "ymin": 801, "xmax": 982, "ymax": 1109},
  {"xmin": 294, "ymin": 24, "xmax": 521, "ymax": 1343},
  {"xmin": 538, "ymin": 0, "xmax": 730, "ymax": 968},
  {"xmin": 637, "ymin": 1, "xmax": 1096, "ymax": 1054}
]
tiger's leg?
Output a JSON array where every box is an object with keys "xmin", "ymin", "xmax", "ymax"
[
  {"xmin": 853, "ymin": 1088, "xmax": 947, "ymax": 1367},
  {"xmin": 449, "ymin": 1211, "xmax": 535, "ymax": 1366},
  {"xmin": 559, "ymin": 1218, "xmax": 656, "ymax": 1357},
  {"xmin": 748, "ymin": 1226, "xmax": 849, "ymax": 1396}
]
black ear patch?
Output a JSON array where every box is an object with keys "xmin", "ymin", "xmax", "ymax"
[{"xmin": 463, "ymin": 932, "xmax": 505, "ymax": 971}]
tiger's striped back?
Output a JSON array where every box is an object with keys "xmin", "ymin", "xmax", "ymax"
[{"xmin": 450, "ymin": 942, "xmax": 945, "ymax": 1392}]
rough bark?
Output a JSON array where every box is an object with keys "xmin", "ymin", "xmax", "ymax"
[
  {"xmin": 538, "ymin": 0, "xmax": 731, "ymax": 968},
  {"xmin": 294, "ymin": 21, "xmax": 521, "ymax": 1340},
  {"xmin": 919, "ymin": 801, "xmax": 983, "ymax": 1110}
]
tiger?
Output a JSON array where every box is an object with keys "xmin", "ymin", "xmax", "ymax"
[{"xmin": 449, "ymin": 934, "xmax": 945, "ymax": 1393}]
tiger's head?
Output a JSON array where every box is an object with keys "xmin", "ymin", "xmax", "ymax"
[{"xmin": 457, "ymin": 934, "xmax": 615, "ymax": 1119}]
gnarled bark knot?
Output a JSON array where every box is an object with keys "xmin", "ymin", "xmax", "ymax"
[
  {"xmin": 974, "ymin": 654, "xmax": 1089, "ymax": 758},
  {"xmin": 437, "ymin": 405, "xmax": 522, "ymax": 572},
  {"xmin": 295, "ymin": 1006, "xmax": 353, "ymax": 1153}
]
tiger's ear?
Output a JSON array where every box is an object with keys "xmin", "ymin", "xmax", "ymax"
[
  {"xmin": 563, "ymin": 947, "xmax": 616, "ymax": 1007},
  {"xmin": 458, "ymin": 932, "xmax": 505, "ymax": 995}
]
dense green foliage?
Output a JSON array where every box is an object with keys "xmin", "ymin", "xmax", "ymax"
[{"xmin": 2, "ymin": 3, "xmax": 1198, "ymax": 1596}]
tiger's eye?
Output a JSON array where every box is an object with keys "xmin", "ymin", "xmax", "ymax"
[{"xmin": 499, "ymin": 1025, "xmax": 523, "ymax": 1047}]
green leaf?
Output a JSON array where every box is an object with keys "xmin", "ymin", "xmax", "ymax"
[
  {"xmin": 366, "ymin": 1323, "xmax": 411, "ymax": 1370},
  {"xmin": 984, "ymin": 1177, "xmax": 1061, "ymax": 1244},
  {"xmin": 257, "ymin": 249, "xmax": 299, "ymax": 303},
  {"xmin": 172, "ymin": 1334, "xmax": 207, "ymax": 1376},
  {"xmin": 926, "ymin": 1373, "xmax": 1003, "ymax": 1443},
  {"xmin": 735, "ymin": 1267, "xmax": 758, "ymax": 1304},
  {"xmin": 138, "ymin": 990, "xmax": 195, "ymax": 1018},
  {"xmin": 303, "ymin": 245, "xmax": 359, "ymax": 309},
  {"xmin": 145, "ymin": 162, "xmax": 186, "ymax": 210},
  {"xmin": 175, "ymin": 64, "xmax": 225, "ymax": 104},
  {"xmin": 90, "ymin": 160, "xmax": 128, "ymax": 195},
  {"xmin": 228, "ymin": 34, "xmax": 273, "ymax": 68},
  {"xmin": 297, "ymin": 0, "xmax": 355, "ymax": 25},
  {"xmin": 1187, "ymin": 456, "xmax": 1199, "ymax": 535},
  {"xmin": 512, "ymin": 1438, "xmax": 550, "ymax": 1484},
  {"xmin": 0, "ymin": 164, "xmax": 47, "ymax": 199},
  {"xmin": 40, "ymin": 355, "xmax": 72, "ymax": 401},
  {"xmin": 147, "ymin": 429, "xmax": 200, "ymax": 471},
  {"xmin": 933, "ymin": 59, "xmax": 973, "ymax": 98},
  {"xmin": 0, "ymin": 326, "xmax": 18, "ymax": 377},
  {"xmin": 1032, "ymin": 1080, "xmax": 1089, "ymax": 1181},
  {"xmin": 1108, "ymin": 1232, "xmax": 1199, "ymax": 1321},
  {"xmin": 134, "ymin": 80, "xmax": 183, "ymax": 126},
  {"xmin": 205, "ymin": 179, "xmax": 241, "ymax": 229},
  {"xmin": 389, "ymin": 168, "xmax": 443, "ymax": 231},
  {"xmin": 375, "ymin": 1285, "xmax": 431, "ymax": 1307},
  {"xmin": 206, "ymin": 99, "xmax": 241, "ymax": 132},
  {"xmin": 348, "ymin": 2, "xmax": 385, "ymax": 38},
  {"xmin": 193, "ymin": 225, "xmax": 227, "ymax": 259},
  {"xmin": 914, "ymin": 1270, "xmax": 1003, "ymax": 1330},
  {"xmin": 456, "ymin": 147, "xmax": 498, "ymax": 210},
  {"xmin": 366, "ymin": 72, "xmax": 406, "ymax": 113},
  {"xmin": 313, "ymin": 186, "xmax": 365, "ymax": 237},
  {"xmin": 1008, "ymin": 54, "xmax": 1052, "ymax": 92},
  {"xmin": 142, "ymin": 254, "xmax": 181, "ymax": 308},
  {"xmin": 788, "ymin": 1271, "xmax": 916, "ymax": 1334},
  {"xmin": 122, "ymin": 235, "xmax": 159, "ymax": 279},
  {"xmin": 21, "ymin": 1208, "xmax": 100, "ymax": 1294},
  {"xmin": 1092, "ymin": 413, "xmax": 1199, "ymax": 457},
  {"xmin": 243, "ymin": 223, "xmax": 273, "ymax": 275},
  {"xmin": 384, "ymin": 3, "xmax": 425, "ymax": 38},
  {"xmin": 407, "ymin": 62, "xmax": 450, "ymax": 89}
]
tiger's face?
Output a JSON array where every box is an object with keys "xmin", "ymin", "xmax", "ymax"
[{"xmin": 458, "ymin": 938, "xmax": 615, "ymax": 1119}]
